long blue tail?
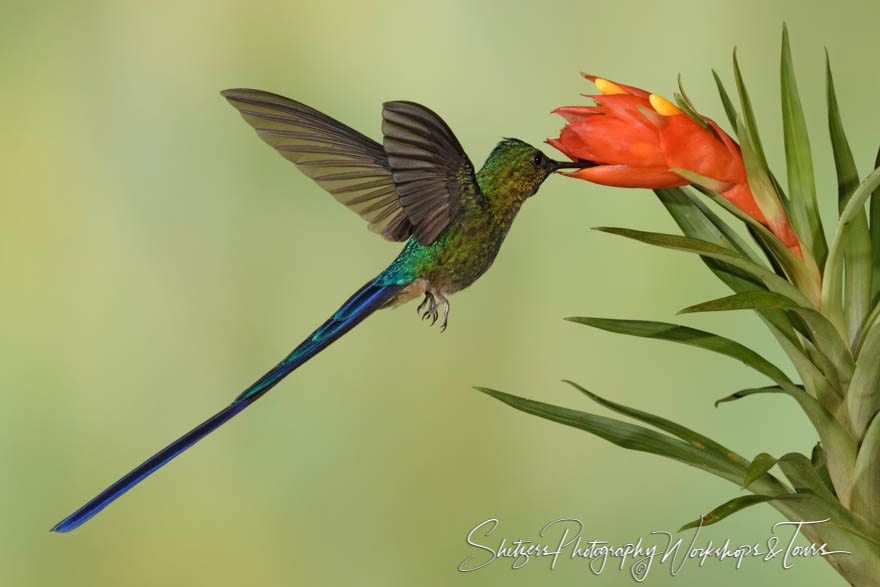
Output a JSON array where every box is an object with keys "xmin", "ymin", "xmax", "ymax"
[{"xmin": 52, "ymin": 278, "xmax": 405, "ymax": 532}]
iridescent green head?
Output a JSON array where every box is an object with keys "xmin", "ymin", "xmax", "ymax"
[{"xmin": 478, "ymin": 138, "xmax": 590, "ymax": 200}]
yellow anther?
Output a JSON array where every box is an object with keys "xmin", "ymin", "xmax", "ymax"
[
  {"xmin": 594, "ymin": 78, "xmax": 628, "ymax": 95},
  {"xmin": 649, "ymin": 94, "xmax": 681, "ymax": 116}
]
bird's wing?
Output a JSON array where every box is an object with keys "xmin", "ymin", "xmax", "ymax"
[
  {"xmin": 382, "ymin": 101, "xmax": 483, "ymax": 245},
  {"xmin": 222, "ymin": 89, "xmax": 413, "ymax": 242}
]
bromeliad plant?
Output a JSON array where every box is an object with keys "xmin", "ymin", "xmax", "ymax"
[{"xmin": 478, "ymin": 27, "xmax": 880, "ymax": 585}]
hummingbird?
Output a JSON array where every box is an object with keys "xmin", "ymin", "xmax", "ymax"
[{"xmin": 51, "ymin": 89, "xmax": 591, "ymax": 532}]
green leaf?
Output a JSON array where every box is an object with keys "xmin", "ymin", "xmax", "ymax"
[
  {"xmin": 679, "ymin": 494, "xmax": 803, "ymax": 531},
  {"xmin": 732, "ymin": 48, "xmax": 769, "ymax": 169},
  {"xmin": 564, "ymin": 380, "xmax": 749, "ymax": 473},
  {"xmin": 747, "ymin": 224, "xmax": 787, "ymax": 278},
  {"xmin": 712, "ymin": 69, "xmax": 738, "ymax": 131},
  {"xmin": 594, "ymin": 226, "xmax": 813, "ymax": 307},
  {"xmin": 870, "ymin": 147, "xmax": 880, "ymax": 301},
  {"xmin": 844, "ymin": 223, "xmax": 872, "ymax": 343},
  {"xmin": 653, "ymin": 187, "xmax": 781, "ymax": 296},
  {"xmin": 763, "ymin": 321, "xmax": 843, "ymax": 412},
  {"xmin": 846, "ymin": 320, "xmax": 880, "ymax": 439},
  {"xmin": 654, "ymin": 187, "xmax": 764, "ymax": 265},
  {"xmin": 827, "ymin": 52, "xmax": 862, "ymax": 212},
  {"xmin": 780, "ymin": 25, "xmax": 827, "ymax": 268},
  {"xmin": 676, "ymin": 170, "xmax": 821, "ymax": 310},
  {"xmin": 711, "ymin": 68, "xmax": 796, "ymax": 216},
  {"xmin": 827, "ymin": 51, "xmax": 872, "ymax": 344},
  {"xmin": 680, "ymin": 290, "xmax": 794, "ymax": 313},
  {"xmin": 715, "ymin": 385, "xmax": 785, "ymax": 407},
  {"xmin": 566, "ymin": 316, "xmax": 792, "ymax": 385},
  {"xmin": 673, "ymin": 75, "xmax": 712, "ymax": 132},
  {"xmin": 810, "ymin": 442, "xmax": 837, "ymax": 497},
  {"xmin": 744, "ymin": 453, "xmax": 779, "ymax": 489},
  {"xmin": 475, "ymin": 387, "xmax": 744, "ymax": 483},
  {"xmin": 776, "ymin": 452, "xmax": 839, "ymax": 504},
  {"xmin": 653, "ymin": 187, "xmax": 802, "ymax": 352},
  {"xmin": 779, "ymin": 380, "xmax": 858, "ymax": 506},
  {"xmin": 680, "ymin": 291, "xmax": 854, "ymax": 392},
  {"xmin": 851, "ymin": 413, "xmax": 880, "ymax": 525},
  {"xmin": 690, "ymin": 183, "xmax": 798, "ymax": 269},
  {"xmin": 712, "ymin": 376, "xmax": 856, "ymax": 505},
  {"xmin": 822, "ymin": 168, "xmax": 880, "ymax": 341},
  {"xmin": 857, "ymin": 297, "xmax": 880, "ymax": 356},
  {"xmin": 735, "ymin": 117, "xmax": 823, "ymax": 309}
]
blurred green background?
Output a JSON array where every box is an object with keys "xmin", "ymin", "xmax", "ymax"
[{"xmin": 3, "ymin": 0, "xmax": 879, "ymax": 584}]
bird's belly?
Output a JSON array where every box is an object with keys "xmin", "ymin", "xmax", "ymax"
[{"xmin": 426, "ymin": 232, "xmax": 503, "ymax": 294}]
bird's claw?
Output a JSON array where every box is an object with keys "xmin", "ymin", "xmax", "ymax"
[
  {"xmin": 417, "ymin": 290, "xmax": 449, "ymax": 331},
  {"xmin": 417, "ymin": 291, "xmax": 435, "ymax": 316}
]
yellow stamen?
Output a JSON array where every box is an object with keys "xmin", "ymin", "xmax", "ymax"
[
  {"xmin": 649, "ymin": 94, "xmax": 681, "ymax": 116},
  {"xmin": 594, "ymin": 78, "xmax": 628, "ymax": 95}
]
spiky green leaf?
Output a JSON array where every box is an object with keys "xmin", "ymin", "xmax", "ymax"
[
  {"xmin": 673, "ymin": 75, "xmax": 712, "ymax": 132},
  {"xmin": 732, "ymin": 48, "xmax": 769, "ymax": 169},
  {"xmin": 654, "ymin": 188, "xmax": 805, "ymax": 354},
  {"xmin": 826, "ymin": 51, "xmax": 872, "ymax": 343},
  {"xmin": 712, "ymin": 69, "xmax": 738, "ymax": 131},
  {"xmin": 778, "ymin": 380, "xmax": 858, "ymax": 506},
  {"xmin": 744, "ymin": 452, "xmax": 779, "ymax": 489},
  {"xmin": 810, "ymin": 442, "xmax": 836, "ymax": 497},
  {"xmin": 564, "ymin": 380, "xmax": 749, "ymax": 473},
  {"xmin": 690, "ymin": 183, "xmax": 802, "ymax": 272},
  {"xmin": 764, "ymin": 321, "xmax": 843, "ymax": 412},
  {"xmin": 475, "ymin": 387, "xmax": 744, "ymax": 483},
  {"xmin": 566, "ymin": 316, "xmax": 791, "ymax": 385},
  {"xmin": 653, "ymin": 187, "xmax": 764, "ymax": 264},
  {"xmin": 594, "ymin": 226, "xmax": 813, "ymax": 307},
  {"xmin": 776, "ymin": 452, "xmax": 839, "ymax": 503},
  {"xmin": 846, "ymin": 320, "xmax": 880, "ymax": 439},
  {"xmin": 715, "ymin": 385, "xmax": 785, "ymax": 407},
  {"xmin": 827, "ymin": 52, "xmax": 862, "ymax": 211},
  {"xmin": 870, "ymin": 147, "xmax": 880, "ymax": 300},
  {"xmin": 823, "ymin": 168, "xmax": 880, "ymax": 340},
  {"xmin": 679, "ymin": 291, "xmax": 853, "ymax": 392},
  {"xmin": 851, "ymin": 413, "xmax": 880, "ymax": 525},
  {"xmin": 780, "ymin": 25, "xmax": 827, "ymax": 267},
  {"xmin": 679, "ymin": 494, "xmax": 803, "ymax": 531},
  {"xmin": 735, "ymin": 117, "xmax": 823, "ymax": 309},
  {"xmin": 680, "ymin": 290, "xmax": 794, "ymax": 313},
  {"xmin": 712, "ymin": 376, "xmax": 855, "ymax": 504},
  {"xmin": 674, "ymin": 170, "xmax": 821, "ymax": 309}
]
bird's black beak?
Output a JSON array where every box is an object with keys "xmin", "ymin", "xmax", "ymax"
[{"xmin": 549, "ymin": 159, "xmax": 597, "ymax": 172}]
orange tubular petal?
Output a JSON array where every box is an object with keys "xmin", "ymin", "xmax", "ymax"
[
  {"xmin": 586, "ymin": 94, "xmax": 656, "ymax": 128},
  {"xmin": 552, "ymin": 105, "xmax": 604, "ymax": 123},
  {"xmin": 654, "ymin": 114, "xmax": 740, "ymax": 183},
  {"xmin": 554, "ymin": 119, "xmax": 666, "ymax": 167},
  {"xmin": 562, "ymin": 164, "xmax": 689, "ymax": 188},
  {"xmin": 546, "ymin": 137, "xmax": 579, "ymax": 161},
  {"xmin": 705, "ymin": 118, "xmax": 749, "ymax": 184}
]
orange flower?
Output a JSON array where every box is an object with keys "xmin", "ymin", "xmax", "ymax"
[{"xmin": 550, "ymin": 75, "xmax": 803, "ymax": 259}]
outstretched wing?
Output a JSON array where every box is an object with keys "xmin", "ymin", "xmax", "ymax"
[
  {"xmin": 222, "ymin": 89, "xmax": 412, "ymax": 241},
  {"xmin": 382, "ymin": 101, "xmax": 483, "ymax": 245}
]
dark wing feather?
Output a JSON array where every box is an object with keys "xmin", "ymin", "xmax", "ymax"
[
  {"xmin": 222, "ymin": 89, "xmax": 412, "ymax": 241},
  {"xmin": 382, "ymin": 101, "xmax": 483, "ymax": 245}
]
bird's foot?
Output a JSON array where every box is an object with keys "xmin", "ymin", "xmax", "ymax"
[
  {"xmin": 435, "ymin": 291, "xmax": 450, "ymax": 332},
  {"xmin": 416, "ymin": 290, "xmax": 450, "ymax": 331},
  {"xmin": 418, "ymin": 291, "xmax": 436, "ymax": 321}
]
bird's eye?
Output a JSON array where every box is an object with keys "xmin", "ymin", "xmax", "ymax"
[{"xmin": 532, "ymin": 153, "xmax": 544, "ymax": 166}]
